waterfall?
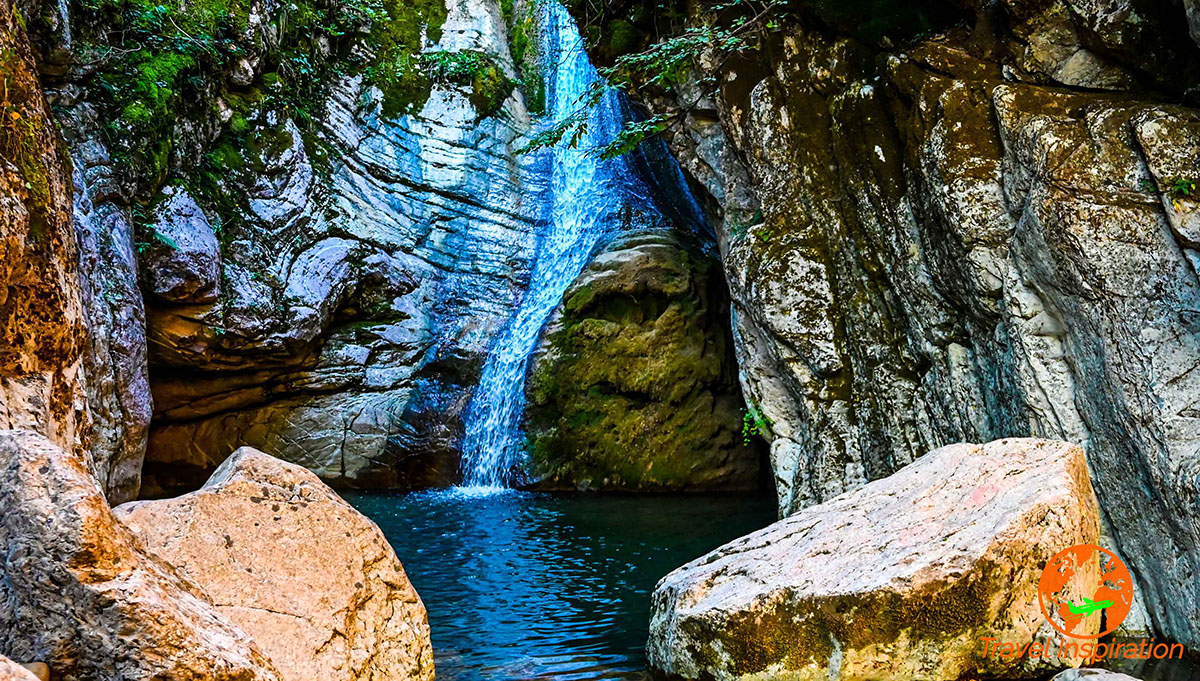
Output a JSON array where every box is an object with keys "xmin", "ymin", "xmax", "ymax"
[
  {"xmin": 457, "ymin": 0, "xmax": 650, "ymax": 489},
  {"xmin": 57, "ymin": 0, "xmax": 72, "ymax": 47}
]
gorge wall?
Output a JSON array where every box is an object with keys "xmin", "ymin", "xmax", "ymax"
[{"xmin": 571, "ymin": 0, "xmax": 1200, "ymax": 650}]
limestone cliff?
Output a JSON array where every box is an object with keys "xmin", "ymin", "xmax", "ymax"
[
  {"xmin": 0, "ymin": 0, "xmax": 83, "ymax": 455},
  {"xmin": 570, "ymin": 0, "xmax": 1200, "ymax": 651},
  {"xmin": 0, "ymin": 0, "xmax": 148, "ymax": 502}
]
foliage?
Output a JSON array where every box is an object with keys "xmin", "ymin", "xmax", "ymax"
[
  {"xmin": 741, "ymin": 403, "xmax": 772, "ymax": 446},
  {"xmin": 426, "ymin": 50, "xmax": 518, "ymax": 118},
  {"xmin": 526, "ymin": 0, "xmax": 965, "ymax": 159},
  {"xmin": 77, "ymin": 0, "xmax": 446, "ymax": 192},
  {"xmin": 522, "ymin": 0, "xmax": 786, "ymax": 159}
]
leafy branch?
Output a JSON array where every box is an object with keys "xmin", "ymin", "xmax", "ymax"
[{"xmin": 521, "ymin": 0, "xmax": 785, "ymax": 159}]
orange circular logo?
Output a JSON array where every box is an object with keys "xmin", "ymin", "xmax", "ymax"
[{"xmin": 1038, "ymin": 544, "xmax": 1133, "ymax": 639}]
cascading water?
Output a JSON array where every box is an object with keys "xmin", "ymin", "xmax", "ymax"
[
  {"xmin": 57, "ymin": 0, "xmax": 71, "ymax": 47},
  {"xmin": 457, "ymin": 1, "xmax": 654, "ymax": 489}
]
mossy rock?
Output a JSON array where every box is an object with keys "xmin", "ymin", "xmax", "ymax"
[{"xmin": 523, "ymin": 229, "xmax": 761, "ymax": 491}]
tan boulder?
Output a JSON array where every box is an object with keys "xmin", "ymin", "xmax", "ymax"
[
  {"xmin": 648, "ymin": 439, "xmax": 1101, "ymax": 681},
  {"xmin": 0, "ymin": 430, "xmax": 280, "ymax": 681},
  {"xmin": 116, "ymin": 447, "xmax": 435, "ymax": 681},
  {"xmin": 0, "ymin": 657, "xmax": 39, "ymax": 681}
]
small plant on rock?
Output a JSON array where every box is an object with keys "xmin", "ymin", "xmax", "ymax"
[
  {"xmin": 1165, "ymin": 176, "xmax": 1197, "ymax": 211},
  {"xmin": 741, "ymin": 404, "xmax": 772, "ymax": 446}
]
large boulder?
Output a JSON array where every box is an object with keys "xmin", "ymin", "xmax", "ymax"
[
  {"xmin": 648, "ymin": 439, "xmax": 1100, "ymax": 681},
  {"xmin": 116, "ymin": 448, "xmax": 435, "ymax": 681},
  {"xmin": 525, "ymin": 229, "xmax": 758, "ymax": 491},
  {"xmin": 0, "ymin": 430, "xmax": 280, "ymax": 681}
]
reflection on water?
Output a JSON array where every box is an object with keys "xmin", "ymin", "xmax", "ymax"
[{"xmin": 345, "ymin": 490, "xmax": 774, "ymax": 680}]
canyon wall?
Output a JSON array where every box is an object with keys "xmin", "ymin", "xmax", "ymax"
[
  {"xmin": 20, "ymin": 0, "xmax": 554, "ymax": 495},
  {"xmin": 572, "ymin": 0, "xmax": 1200, "ymax": 649}
]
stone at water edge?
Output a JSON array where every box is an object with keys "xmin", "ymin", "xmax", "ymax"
[
  {"xmin": 648, "ymin": 438, "xmax": 1102, "ymax": 681},
  {"xmin": 0, "ymin": 430, "xmax": 281, "ymax": 681},
  {"xmin": 0, "ymin": 657, "xmax": 39, "ymax": 681},
  {"xmin": 524, "ymin": 229, "xmax": 757, "ymax": 492},
  {"xmin": 116, "ymin": 447, "xmax": 435, "ymax": 681}
]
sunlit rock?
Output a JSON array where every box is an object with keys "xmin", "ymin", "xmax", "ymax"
[
  {"xmin": 0, "ymin": 657, "xmax": 39, "ymax": 681},
  {"xmin": 117, "ymin": 447, "xmax": 435, "ymax": 681},
  {"xmin": 0, "ymin": 430, "xmax": 280, "ymax": 681},
  {"xmin": 648, "ymin": 439, "xmax": 1099, "ymax": 681}
]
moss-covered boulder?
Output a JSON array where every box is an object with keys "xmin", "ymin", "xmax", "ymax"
[
  {"xmin": 524, "ymin": 229, "xmax": 759, "ymax": 491},
  {"xmin": 649, "ymin": 439, "xmax": 1102, "ymax": 681}
]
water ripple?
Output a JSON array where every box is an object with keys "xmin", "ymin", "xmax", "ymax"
[{"xmin": 347, "ymin": 491, "xmax": 774, "ymax": 681}]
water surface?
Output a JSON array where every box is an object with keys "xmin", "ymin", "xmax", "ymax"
[{"xmin": 347, "ymin": 490, "xmax": 775, "ymax": 680}]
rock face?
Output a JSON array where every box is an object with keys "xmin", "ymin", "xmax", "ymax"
[
  {"xmin": 648, "ymin": 439, "xmax": 1100, "ymax": 681},
  {"xmin": 116, "ymin": 448, "xmax": 435, "ymax": 681},
  {"xmin": 130, "ymin": 0, "xmax": 546, "ymax": 493},
  {"xmin": 0, "ymin": 0, "xmax": 148, "ymax": 504},
  {"xmin": 0, "ymin": 430, "xmax": 281, "ymax": 681},
  {"xmin": 0, "ymin": 0, "xmax": 87, "ymax": 463},
  {"xmin": 66, "ymin": 123, "xmax": 153, "ymax": 505},
  {"xmin": 141, "ymin": 187, "xmax": 222, "ymax": 303},
  {"xmin": 574, "ymin": 0, "xmax": 1200, "ymax": 651},
  {"xmin": 525, "ymin": 229, "xmax": 758, "ymax": 490}
]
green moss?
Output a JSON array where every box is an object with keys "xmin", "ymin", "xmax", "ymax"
[
  {"xmin": 0, "ymin": 46, "xmax": 54, "ymax": 241},
  {"xmin": 78, "ymin": 0, "xmax": 453, "ymax": 193},
  {"xmin": 683, "ymin": 563, "xmax": 1002, "ymax": 677},
  {"xmin": 524, "ymin": 236, "xmax": 756, "ymax": 491},
  {"xmin": 606, "ymin": 19, "xmax": 639, "ymax": 57},
  {"xmin": 505, "ymin": 0, "xmax": 545, "ymax": 116}
]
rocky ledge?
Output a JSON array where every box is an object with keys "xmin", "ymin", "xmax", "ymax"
[{"xmin": 648, "ymin": 438, "xmax": 1100, "ymax": 681}]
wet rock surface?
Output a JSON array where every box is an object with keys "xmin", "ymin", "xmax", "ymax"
[
  {"xmin": 525, "ymin": 229, "xmax": 759, "ymax": 491},
  {"xmin": 648, "ymin": 439, "xmax": 1100, "ymax": 681},
  {"xmin": 131, "ymin": 0, "xmax": 545, "ymax": 493},
  {"xmin": 0, "ymin": 430, "xmax": 281, "ymax": 681},
  {"xmin": 117, "ymin": 448, "xmax": 435, "ymax": 681}
]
